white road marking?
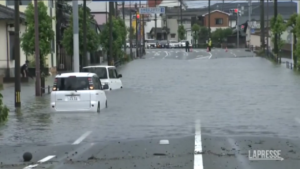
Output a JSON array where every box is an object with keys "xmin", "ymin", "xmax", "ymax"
[
  {"xmin": 73, "ymin": 131, "xmax": 92, "ymax": 145},
  {"xmin": 159, "ymin": 140, "xmax": 169, "ymax": 144},
  {"xmin": 208, "ymin": 52, "xmax": 212, "ymax": 59},
  {"xmin": 163, "ymin": 51, "xmax": 169, "ymax": 59},
  {"xmin": 176, "ymin": 55, "xmax": 178, "ymax": 58},
  {"xmin": 154, "ymin": 52, "xmax": 160, "ymax": 56},
  {"xmin": 195, "ymin": 56, "xmax": 210, "ymax": 60},
  {"xmin": 24, "ymin": 164, "xmax": 39, "ymax": 169},
  {"xmin": 230, "ymin": 52, "xmax": 237, "ymax": 57},
  {"xmin": 194, "ymin": 119, "xmax": 203, "ymax": 169},
  {"xmin": 38, "ymin": 155, "xmax": 56, "ymax": 163},
  {"xmin": 23, "ymin": 155, "xmax": 56, "ymax": 169}
]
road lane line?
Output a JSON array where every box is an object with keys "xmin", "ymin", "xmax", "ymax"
[
  {"xmin": 194, "ymin": 119, "xmax": 203, "ymax": 169},
  {"xmin": 208, "ymin": 52, "xmax": 212, "ymax": 59},
  {"xmin": 73, "ymin": 131, "xmax": 92, "ymax": 145},
  {"xmin": 38, "ymin": 155, "xmax": 56, "ymax": 163},
  {"xmin": 163, "ymin": 51, "xmax": 169, "ymax": 59},
  {"xmin": 23, "ymin": 155, "xmax": 56, "ymax": 169},
  {"xmin": 230, "ymin": 52, "xmax": 237, "ymax": 57},
  {"xmin": 24, "ymin": 164, "xmax": 39, "ymax": 169}
]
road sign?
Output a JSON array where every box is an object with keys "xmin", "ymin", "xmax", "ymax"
[
  {"xmin": 139, "ymin": 7, "xmax": 165, "ymax": 14},
  {"xmin": 251, "ymin": 28, "xmax": 255, "ymax": 34}
]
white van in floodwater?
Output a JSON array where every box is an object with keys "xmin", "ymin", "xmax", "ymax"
[{"xmin": 82, "ymin": 65, "xmax": 123, "ymax": 91}]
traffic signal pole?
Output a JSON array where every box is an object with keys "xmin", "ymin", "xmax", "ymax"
[{"xmin": 237, "ymin": 5, "xmax": 239, "ymax": 48}]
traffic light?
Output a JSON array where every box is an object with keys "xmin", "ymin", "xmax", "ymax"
[
  {"xmin": 136, "ymin": 14, "xmax": 140, "ymax": 19},
  {"xmin": 234, "ymin": 9, "xmax": 238, "ymax": 13}
]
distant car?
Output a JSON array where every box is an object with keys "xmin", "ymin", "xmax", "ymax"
[
  {"xmin": 157, "ymin": 40, "xmax": 169, "ymax": 48},
  {"xmin": 51, "ymin": 72, "xmax": 108, "ymax": 113},
  {"xmin": 169, "ymin": 40, "xmax": 180, "ymax": 48},
  {"xmin": 82, "ymin": 65, "xmax": 123, "ymax": 91},
  {"xmin": 146, "ymin": 40, "xmax": 157, "ymax": 48}
]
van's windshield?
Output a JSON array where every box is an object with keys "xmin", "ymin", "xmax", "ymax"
[
  {"xmin": 82, "ymin": 67, "xmax": 107, "ymax": 79},
  {"xmin": 55, "ymin": 77, "xmax": 90, "ymax": 91}
]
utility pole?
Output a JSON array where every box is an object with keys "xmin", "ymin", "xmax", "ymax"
[
  {"xmin": 260, "ymin": 0, "xmax": 265, "ymax": 52},
  {"xmin": 108, "ymin": 2, "xmax": 113, "ymax": 65},
  {"xmin": 274, "ymin": 0, "xmax": 278, "ymax": 56},
  {"xmin": 248, "ymin": 0, "xmax": 251, "ymax": 49},
  {"xmin": 208, "ymin": 0, "xmax": 211, "ymax": 37},
  {"xmin": 139, "ymin": 0, "xmax": 142, "ymax": 56},
  {"xmin": 237, "ymin": 4, "xmax": 240, "ymax": 49},
  {"xmin": 122, "ymin": 2, "xmax": 126, "ymax": 54},
  {"xmin": 266, "ymin": 0, "xmax": 269, "ymax": 56},
  {"xmin": 129, "ymin": 1, "xmax": 133, "ymax": 58},
  {"xmin": 14, "ymin": 0, "xmax": 21, "ymax": 106},
  {"xmin": 34, "ymin": 0, "xmax": 41, "ymax": 96},
  {"xmin": 154, "ymin": 0, "xmax": 157, "ymax": 40},
  {"xmin": 142, "ymin": 7, "xmax": 146, "ymax": 54},
  {"xmin": 115, "ymin": 2, "xmax": 118, "ymax": 17},
  {"xmin": 83, "ymin": 0, "xmax": 87, "ymax": 68},
  {"xmin": 72, "ymin": 0, "xmax": 80, "ymax": 72},
  {"xmin": 180, "ymin": 0, "xmax": 182, "ymax": 25},
  {"xmin": 135, "ymin": 3, "xmax": 138, "ymax": 57}
]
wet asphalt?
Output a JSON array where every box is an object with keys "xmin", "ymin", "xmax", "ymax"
[{"xmin": 1, "ymin": 48, "xmax": 300, "ymax": 169}]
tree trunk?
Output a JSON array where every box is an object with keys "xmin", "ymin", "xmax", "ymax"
[{"xmin": 40, "ymin": 55, "xmax": 45, "ymax": 94}]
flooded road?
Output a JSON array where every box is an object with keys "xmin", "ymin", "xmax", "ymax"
[{"xmin": 1, "ymin": 48, "xmax": 300, "ymax": 169}]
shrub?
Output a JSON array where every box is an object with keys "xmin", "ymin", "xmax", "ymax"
[{"xmin": 0, "ymin": 93, "xmax": 9, "ymax": 123}]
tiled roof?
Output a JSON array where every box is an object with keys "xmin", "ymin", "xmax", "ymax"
[{"xmin": 0, "ymin": 4, "xmax": 26, "ymax": 20}]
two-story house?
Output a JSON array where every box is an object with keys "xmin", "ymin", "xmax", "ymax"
[{"xmin": 0, "ymin": 0, "xmax": 56, "ymax": 77}]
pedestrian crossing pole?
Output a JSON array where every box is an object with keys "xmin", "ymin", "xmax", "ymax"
[{"xmin": 14, "ymin": 0, "xmax": 21, "ymax": 107}]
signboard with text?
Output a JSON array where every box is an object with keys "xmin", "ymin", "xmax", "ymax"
[{"xmin": 139, "ymin": 7, "xmax": 165, "ymax": 14}]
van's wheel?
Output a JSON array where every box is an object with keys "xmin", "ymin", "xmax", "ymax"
[
  {"xmin": 110, "ymin": 88, "xmax": 112, "ymax": 90},
  {"xmin": 106, "ymin": 100, "xmax": 108, "ymax": 108},
  {"xmin": 97, "ymin": 102, "xmax": 100, "ymax": 113},
  {"xmin": 121, "ymin": 86, "xmax": 123, "ymax": 89}
]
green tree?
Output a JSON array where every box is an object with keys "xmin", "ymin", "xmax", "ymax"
[
  {"xmin": 199, "ymin": 26, "xmax": 209, "ymax": 44},
  {"xmin": 270, "ymin": 14, "xmax": 286, "ymax": 62},
  {"xmin": 127, "ymin": 27, "xmax": 136, "ymax": 40},
  {"xmin": 286, "ymin": 13, "xmax": 298, "ymax": 68},
  {"xmin": 21, "ymin": 2, "xmax": 54, "ymax": 93},
  {"xmin": 62, "ymin": 5, "xmax": 100, "ymax": 58},
  {"xmin": 192, "ymin": 23, "xmax": 200, "ymax": 47},
  {"xmin": 99, "ymin": 16, "xmax": 127, "ymax": 65},
  {"xmin": 178, "ymin": 25, "xmax": 186, "ymax": 41},
  {"xmin": 211, "ymin": 28, "xmax": 233, "ymax": 44},
  {"xmin": 295, "ymin": 14, "xmax": 300, "ymax": 69},
  {"xmin": 21, "ymin": 2, "xmax": 54, "ymax": 70},
  {"xmin": 0, "ymin": 93, "xmax": 9, "ymax": 123}
]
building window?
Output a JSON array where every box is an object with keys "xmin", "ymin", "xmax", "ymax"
[
  {"xmin": 171, "ymin": 33, "xmax": 176, "ymax": 38},
  {"xmin": 147, "ymin": 33, "xmax": 151, "ymax": 39},
  {"xmin": 6, "ymin": 0, "xmax": 31, "ymax": 6},
  {"xmin": 9, "ymin": 32, "xmax": 15, "ymax": 60},
  {"xmin": 215, "ymin": 18, "xmax": 223, "ymax": 25}
]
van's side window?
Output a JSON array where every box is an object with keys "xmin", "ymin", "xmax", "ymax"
[{"xmin": 108, "ymin": 68, "xmax": 117, "ymax": 79}]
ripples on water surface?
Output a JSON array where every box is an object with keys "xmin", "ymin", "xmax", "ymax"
[{"xmin": 1, "ymin": 57, "xmax": 300, "ymax": 145}]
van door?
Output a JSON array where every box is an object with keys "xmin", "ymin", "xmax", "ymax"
[
  {"xmin": 108, "ymin": 68, "xmax": 122, "ymax": 90},
  {"xmin": 54, "ymin": 76, "xmax": 91, "ymax": 111}
]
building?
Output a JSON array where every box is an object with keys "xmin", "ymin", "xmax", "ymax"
[
  {"xmin": 0, "ymin": 4, "xmax": 26, "ymax": 77},
  {"xmin": 0, "ymin": 0, "xmax": 56, "ymax": 77}
]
